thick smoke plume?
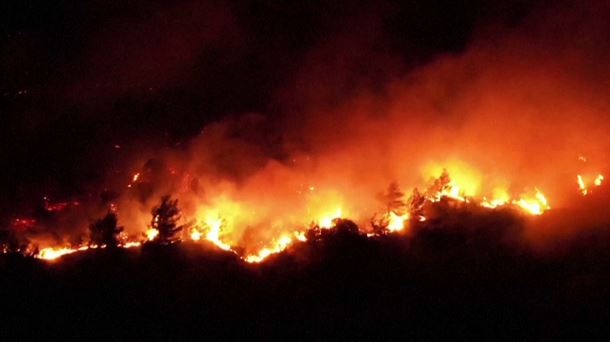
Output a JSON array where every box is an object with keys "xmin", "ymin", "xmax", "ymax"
[{"xmin": 3, "ymin": 1, "xmax": 609, "ymax": 254}]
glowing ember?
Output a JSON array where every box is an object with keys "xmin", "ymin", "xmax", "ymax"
[
  {"xmin": 128, "ymin": 172, "xmax": 141, "ymax": 188},
  {"xmin": 594, "ymin": 174, "xmax": 604, "ymax": 187},
  {"xmin": 11, "ymin": 218, "xmax": 36, "ymax": 229},
  {"xmin": 577, "ymin": 174, "xmax": 588, "ymax": 195},
  {"xmin": 43, "ymin": 198, "xmax": 69, "ymax": 212},
  {"xmin": 576, "ymin": 173, "xmax": 605, "ymax": 195}
]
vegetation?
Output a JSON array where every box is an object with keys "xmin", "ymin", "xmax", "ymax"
[
  {"xmin": 89, "ymin": 212, "xmax": 123, "ymax": 247},
  {"xmin": 150, "ymin": 195, "xmax": 185, "ymax": 243}
]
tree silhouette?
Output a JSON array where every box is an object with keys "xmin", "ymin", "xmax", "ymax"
[
  {"xmin": 407, "ymin": 187, "xmax": 426, "ymax": 221},
  {"xmin": 383, "ymin": 182, "xmax": 407, "ymax": 215},
  {"xmin": 425, "ymin": 168, "xmax": 452, "ymax": 198},
  {"xmin": 89, "ymin": 212, "xmax": 123, "ymax": 247},
  {"xmin": 150, "ymin": 195, "xmax": 184, "ymax": 244},
  {"xmin": 371, "ymin": 182, "xmax": 407, "ymax": 234}
]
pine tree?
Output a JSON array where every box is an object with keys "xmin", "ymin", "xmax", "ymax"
[
  {"xmin": 425, "ymin": 169, "xmax": 452, "ymax": 199},
  {"xmin": 89, "ymin": 212, "xmax": 123, "ymax": 247},
  {"xmin": 407, "ymin": 187, "xmax": 426, "ymax": 220},
  {"xmin": 383, "ymin": 182, "xmax": 407, "ymax": 215},
  {"xmin": 150, "ymin": 195, "xmax": 184, "ymax": 244}
]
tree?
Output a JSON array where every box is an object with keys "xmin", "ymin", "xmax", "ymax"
[
  {"xmin": 371, "ymin": 182, "xmax": 407, "ymax": 234},
  {"xmin": 150, "ymin": 195, "xmax": 184, "ymax": 244},
  {"xmin": 425, "ymin": 169, "xmax": 452, "ymax": 199},
  {"xmin": 89, "ymin": 212, "xmax": 123, "ymax": 247},
  {"xmin": 407, "ymin": 187, "xmax": 426, "ymax": 221},
  {"xmin": 381, "ymin": 182, "xmax": 407, "ymax": 215}
]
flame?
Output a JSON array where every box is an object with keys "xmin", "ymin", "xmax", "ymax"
[
  {"xmin": 38, "ymin": 246, "xmax": 91, "ymax": 261},
  {"xmin": 423, "ymin": 161, "xmax": 481, "ymax": 199},
  {"xmin": 128, "ymin": 172, "xmax": 141, "ymax": 188},
  {"xmin": 318, "ymin": 208, "xmax": 342, "ymax": 228},
  {"xmin": 190, "ymin": 229, "xmax": 202, "ymax": 241},
  {"xmin": 577, "ymin": 174, "xmax": 588, "ymax": 195},
  {"xmin": 387, "ymin": 212, "xmax": 408, "ymax": 232},
  {"xmin": 294, "ymin": 231, "xmax": 307, "ymax": 242},
  {"xmin": 6, "ymin": 162, "xmax": 608, "ymax": 265},
  {"xmin": 442, "ymin": 182, "xmax": 467, "ymax": 202},
  {"xmin": 201, "ymin": 215, "xmax": 232, "ymax": 251},
  {"xmin": 244, "ymin": 234, "xmax": 294, "ymax": 263},
  {"xmin": 577, "ymin": 173, "xmax": 605, "ymax": 195},
  {"xmin": 481, "ymin": 189, "xmax": 509, "ymax": 209},
  {"xmin": 121, "ymin": 241, "xmax": 142, "ymax": 248},
  {"xmin": 145, "ymin": 228, "xmax": 159, "ymax": 241},
  {"xmin": 513, "ymin": 188, "xmax": 550, "ymax": 215}
]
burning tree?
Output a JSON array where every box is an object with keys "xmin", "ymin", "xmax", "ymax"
[
  {"xmin": 372, "ymin": 182, "xmax": 407, "ymax": 233},
  {"xmin": 149, "ymin": 195, "xmax": 185, "ymax": 244},
  {"xmin": 407, "ymin": 188, "xmax": 426, "ymax": 220},
  {"xmin": 89, "ymin": 212, "xmax": 123, "ymax": 247},
  {"xmin": 425, "ymin": 169, "xmax": 452, "ymax": 199},
  {"xmin": 382, "ymin": 182, "xmax": 407, "ymax": 215}
]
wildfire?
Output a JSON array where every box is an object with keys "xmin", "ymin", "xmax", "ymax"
[
  {"xmin": 121, "ymin": 241, "xmax": 142, "ymax": 248},
  {"xmin": 387, "ymin": 212, "xmax": 408, "ymax": 232},
  {"xmin": 577, "ymin": 173, "xmax": 605, "ymax": 195},
  {"xmin": 513, "ymin": 189, "xmax": 550, "ymax": 215},
  {"xmin": 244, "ymin": 234, "xmax": 295, "ymax": 263},
  {"xmin": 190, "ymin": 229, "xmax": 202, "ymax": 241},
  {"xmin": 577, "ymin": 175, "xmax": 587, "ymax": 195},
  {"xmin": 37, "ymin": 241, "xmax": 142, "ymax": 261},
  {"xmin": 127, "ymin": 172, "xmax": 141, "ymax": 188},
  {"xmin": 199, "ymin": 214, "xmax": 232, "ymax": 251},
  {"xmin": 3, "ymin": 162, "xmax": 607, "ymax": 264},
  {"xmin": 145, "ymin": 228, "xmax": 159, "ymax": 241},
  {"xmin": 38, "ymin": 246, "xmax": 88, "ymax": 261},
  {"xmin": 318, "ymin": 208, "xmax": 343, "ymax": 229}
]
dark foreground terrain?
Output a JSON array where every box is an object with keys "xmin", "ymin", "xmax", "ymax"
[{"xmin": 2, "ymin": 210, "xmax": 610, "ymax": 341}]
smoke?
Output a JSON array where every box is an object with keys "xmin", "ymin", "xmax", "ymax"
[
  {"xmin": 4, "ymin": 1, "xmax": 610, "ymax": 251},
  {"xmin": 141, "ymin": 0, "xmax": 609, "ymax": 247}
]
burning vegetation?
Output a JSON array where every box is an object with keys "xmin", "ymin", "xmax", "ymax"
[
  {"xmin": 2, "ymin": 1, "xmax": 610, "ymax": 340},
  {"xmin": 1, "ymin": 164, "xmax": 606, "ymax": 263}
]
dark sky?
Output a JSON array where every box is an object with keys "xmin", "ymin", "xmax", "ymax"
[{"xmin": 0, "ymin": 0, "xmax": 545, "ymax": 217}]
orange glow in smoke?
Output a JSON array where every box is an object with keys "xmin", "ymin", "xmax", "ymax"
[{"xmin": 5, "ymin": 162, "xmax": 607, "ymax": 264}]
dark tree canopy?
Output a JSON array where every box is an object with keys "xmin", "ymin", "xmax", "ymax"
[
  {"xmin": 89, "ymin": 212, "xmax": 123, "ymax": 247},
  {"xmin": 408, "ymin": 187, "xmax": 426, "ymax": 220},
  {"xmin": 150, "ymin": 195, "xmax": 184, "ymax": 244},
  {"xmin": 382, "ymin": 182, "xmax": 407, "ymax": 216}
]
